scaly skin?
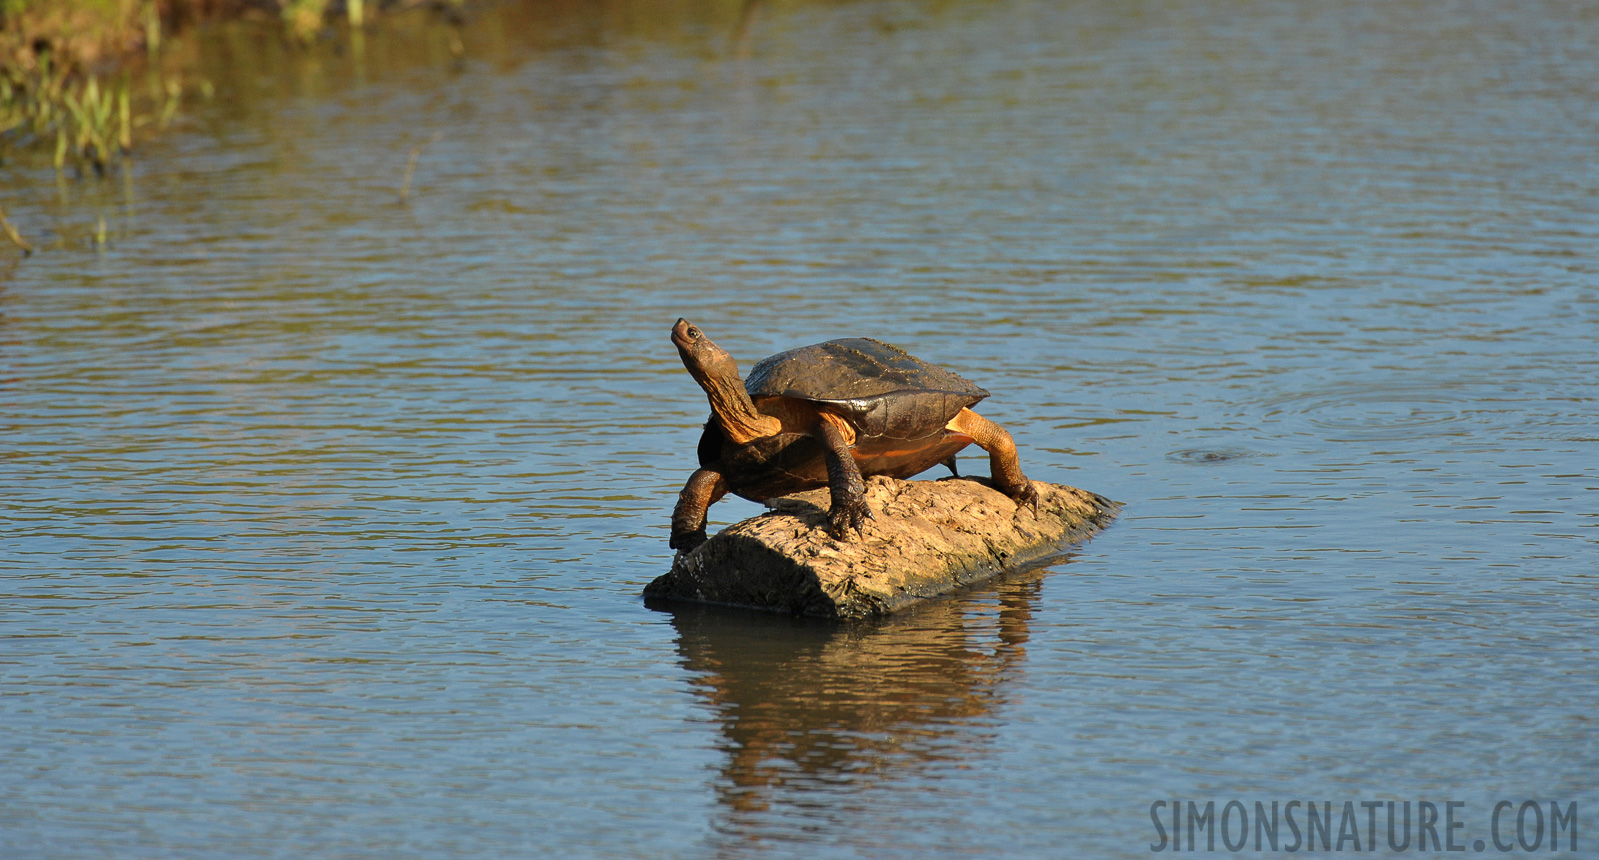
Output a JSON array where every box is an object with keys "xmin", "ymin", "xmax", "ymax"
[
  {"xmin": 948, "ymin": 408, "xmax": 1038, "ymax": 512},
  {"xmin": 817, "ymin": 412, "xmax": 873, "ymax": 537},
  {"xmin": 671, "ymin": 468, "xmax": 726, "ymax": 552}
]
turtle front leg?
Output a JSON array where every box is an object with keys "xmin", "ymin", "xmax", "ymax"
[
  {"xmin": 947, "ymin": 408, "xmax": 1039, "ymax": 511},
  {"xmin": 671, "ymin": 468, "xmax": 727, "ymax": 552},
  {"xmin": 816, "ymin": 412, "xmax": 873, "ymax": 538}
]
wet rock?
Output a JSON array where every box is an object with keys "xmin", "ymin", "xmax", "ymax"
[{"xmin": 644, "ymin": 476, "xmax": 1119, "ymax": 619}]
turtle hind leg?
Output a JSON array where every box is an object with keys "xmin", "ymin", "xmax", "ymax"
[
  {"xmin": 946, "ymin": 408, "xmax": 1038, "ymax": 510},
  {"xmin": 671, "ymin": 468, "xmax": 727, "ymax": 552},
  {"xmin": 941, "ymin": 455, "xmax": 960, "ymax": 477}
]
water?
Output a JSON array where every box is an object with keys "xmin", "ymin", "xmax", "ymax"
[{"xmin": 3, "ymin": 1, "xmax": 1596, "ymax": 856}]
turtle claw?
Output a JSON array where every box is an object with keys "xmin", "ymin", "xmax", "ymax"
[
  {"xmin": 1013, "ymin": 482, "xmax": 1040, "ymax": 516},
  {"xmin": 827, "ymin": 499, "xmax": 875, "ymax": 539},
  {"xmin": 670, "ymin": 529, "xmax": 707, "ymax": 553}
]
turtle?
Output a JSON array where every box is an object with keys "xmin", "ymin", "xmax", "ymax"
[{"xmin": 668, "ymin": 318, "xmax": 1038, "ymax": 552}]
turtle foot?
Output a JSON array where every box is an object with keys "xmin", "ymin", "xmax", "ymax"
[
  {"xmin": 1010, "ymin": 481, "xmax": 1040, "ymax": 516},
  {"xmin": 827, "ymin": 498, "xmax": 875, "ymax": 539},
  {"xmin": 670, "ymin": 529, "xmax": 707, "ymax": 553}
]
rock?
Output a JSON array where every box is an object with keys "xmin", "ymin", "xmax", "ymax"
[{"xmin": 644, "ymin": 476, "xmax": 1119, "ymax": 619}]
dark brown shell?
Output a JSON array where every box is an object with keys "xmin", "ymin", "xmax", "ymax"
[{"xmin": 744, "ymin": 338, "xmax": 988, "ymax": 437}]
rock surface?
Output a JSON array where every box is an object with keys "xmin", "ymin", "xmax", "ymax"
[{"xmin": 644, "ymin": 476, "xmax": 1119, "ymax": 619}]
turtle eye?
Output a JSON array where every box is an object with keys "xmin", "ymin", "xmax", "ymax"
[{"xmin": 687, "ymin": 326, "xmax": 701, "ymax": 340}]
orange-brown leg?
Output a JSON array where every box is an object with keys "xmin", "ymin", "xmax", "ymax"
[
  {"xmin": 946, "ymin": 408, "xmax": 1038, "ymax": 509},
  {"xmin": 671, "ymin": 468, "xmax": 727, "ymax": 552},
  {"xmin": 816, "ymin": 412, "xmax": 872, "ymax": 537}
]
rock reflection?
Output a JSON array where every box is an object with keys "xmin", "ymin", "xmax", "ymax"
[
  {"xmin": 664, "ymin": 570, "xmax": 1046, "ymax": 839},
  {"xmin": 731, "ymin": 0, "xmax": 762, "ymax": 59}
]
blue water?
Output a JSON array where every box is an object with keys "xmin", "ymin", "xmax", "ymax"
[{"xmin": 2, "ymin": 1, "xmax": 1595, "ymax": 856}]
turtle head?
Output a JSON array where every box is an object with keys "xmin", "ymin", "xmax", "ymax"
[
  {"xmin": 672, "ymin": 319, "xmax": 779, "ymax": 443},
  {"xmin": 673, "ymin": 318, "xmax": 741, "ymax": 388}
]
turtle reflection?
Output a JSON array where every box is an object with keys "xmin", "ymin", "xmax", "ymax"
[{"xmin": 664, "ymin": 570, "xmax": 1044, "ymax": 831}]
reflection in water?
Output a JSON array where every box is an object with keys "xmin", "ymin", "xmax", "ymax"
[
  {"xmin": 732, "ymin": 0, "xmax": 762, "ymax": 59},
  {"xmin": 666, "ymin": 569, "xmax": 1044, "ymax": 842}
]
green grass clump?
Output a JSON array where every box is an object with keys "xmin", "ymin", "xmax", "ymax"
[
  {"xmin": 2, "ymin": 0, "xmax": 398, "ymax": 170},
  {"xmin": 1, "ymin": 56, "xmax": 140, "ymax": 171}
]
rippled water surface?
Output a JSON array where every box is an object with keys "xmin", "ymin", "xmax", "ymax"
[{"xmin": 3, "ymin": 1, "xmax": 1596, "ymax": 856}]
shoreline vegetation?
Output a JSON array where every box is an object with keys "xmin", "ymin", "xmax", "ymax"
[
  {"xmin": 2, "ymin": 0, "xmax": 415, "ymax": 162},
  {"xmin": 1, "ymin": 0, "xmax": 464, "ymax": 255},
  {"xmin": 2, "ymin": 0, "xmax": 763, "ymax": 259}
]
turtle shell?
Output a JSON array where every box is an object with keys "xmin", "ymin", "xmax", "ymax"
[{"xmin": 744, "ymin": 338, "xmax": 988, "ymax": 439}]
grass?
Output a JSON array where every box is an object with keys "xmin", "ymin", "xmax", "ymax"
[
  {"xmin": 2, "ymin": 0, "xmax": 464, "ymax": 255},
  {"xmin": 0, "ymin": 0, "xmax": 389, "ymax": 172},
  {"xmin": 1, "ymin": 0, "xmax": 190, "ymax": 172},
  {"xmin": 3, "ymin": 57, "xmax": 132, "ymax": 172}
]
